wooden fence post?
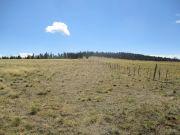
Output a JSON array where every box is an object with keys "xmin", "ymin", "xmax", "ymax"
[
  {"xmin": 158, "ymin": 69, "xmax": 161, "ymax": 80},
  {"xmin": 153, "ymin": 64, "xmax": 157, "ymax": 80},
  {"xmin": 165, "ymin": 69, "xmax": 169, "ymax": 80}
]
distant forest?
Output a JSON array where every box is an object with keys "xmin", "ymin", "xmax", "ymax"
[{"xmin": 0, "ymin": 52, "xmax": 179, "ymax": 61}]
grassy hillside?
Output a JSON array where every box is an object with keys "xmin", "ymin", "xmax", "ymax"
[{"xmin": 0, "ymin": 58, "xmax": 179, "ymax": 135}]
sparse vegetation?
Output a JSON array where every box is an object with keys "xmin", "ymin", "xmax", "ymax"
[
  {"xmin": 29, "ymin": 104, "xmax": 40, "ymax": 115},
  {"xmin": 0, "ymin": 58, "xmax": 179, "ymax": 134},
  {"xmin": 11, "ymin": 117, "xmax": 21, "ymax": 127}
]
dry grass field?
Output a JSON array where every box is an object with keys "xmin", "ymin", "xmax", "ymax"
[{"xmin": 0, "ymin": 58, "xmax": 179, "ymax": 135}]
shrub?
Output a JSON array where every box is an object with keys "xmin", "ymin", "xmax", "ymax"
[
  {"xmin": 11, "ymin": 117, "xmax": 21, "ymax": 127},
  {"xmin": 30, "ymin": 105, "xmax": 40, "ymax": 115}
]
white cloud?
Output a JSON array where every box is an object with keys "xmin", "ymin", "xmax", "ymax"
[
  {"xmin": 176, "ymin": 20, "xmax": 180, "ymax": 24},
  {"xmin": 45, "ymin": 22, "xmax": 70, "ymax": 36},
  {"xmin": 19, "ymin": 53, "xmax": 33, "ymax": 58},
  {"xmin": 150, "ymin": 54, "xmax": 180, "ymax": 59}
]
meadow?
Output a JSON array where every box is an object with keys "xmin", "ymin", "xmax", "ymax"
[{"xmin": 0, "ymin": 57, "xmax": 179, "ymax": 135}]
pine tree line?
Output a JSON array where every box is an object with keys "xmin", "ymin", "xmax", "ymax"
[{"xmin": 0, "ymin": 51, "xmax": 179, "ymax": 62}]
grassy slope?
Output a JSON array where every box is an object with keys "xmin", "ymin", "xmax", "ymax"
[{"xmin": 0, "ymin": 58, "xmax": 179, "ymax": 135}]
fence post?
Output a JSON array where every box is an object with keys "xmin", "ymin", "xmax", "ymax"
[
  {"xmin": 158, "ymin": 69, "xmax": 161, "ymax": 80},
  {"xmin": 153, "ymin": 64, "xmax": 157, "ymax": 80},
  {"xmin": 133, "ymin": 67, "xmax": 136, "ymax": 76},
  {"xmin": 138, "ymin": 66, "xmax": 140, "ymax": 76},
  {"xmin": 165, "ymin": 69, "xmax": 169, "ymax": 80}
]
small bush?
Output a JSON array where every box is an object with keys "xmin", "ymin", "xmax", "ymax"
[
  {"xmin": 25, "ymin": 84, "xmax": 33, "ymax": 87},
  {"xmin": 29, "ymin": 105, "xmax": 40, "ymax": 115},
  {"xmin": 0, "ymin": 86, "xmax": 4, "ymax": 90},
  {"xmin": 11, "ymin": 117, "xmax": 21, "ymax": 127},
  {"xmin": 0, "ymin": 83, "xmax": 5, "ymax": 90}
]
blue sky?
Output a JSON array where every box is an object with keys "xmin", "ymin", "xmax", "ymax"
[{"xmin": 0, "ymin": 0, "xmax": 180, "ymax": 57}]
